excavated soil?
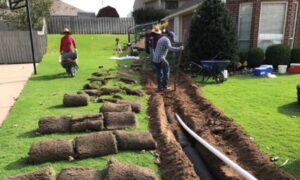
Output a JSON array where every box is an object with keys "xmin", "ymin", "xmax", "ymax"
[{"xmin": 142, "ymin": 69, "xmax": 295, "ymax": 180}]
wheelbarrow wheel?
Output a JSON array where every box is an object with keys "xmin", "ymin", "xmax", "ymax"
[{"xmin": 215, "ymin": 73, "xmax": 225, "ymax": 83}]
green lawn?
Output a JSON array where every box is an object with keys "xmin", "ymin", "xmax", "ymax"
[
  {"xmin": 0, "ymin": 35, "xmax": 158, "ymax": 179},
  {"xmin": 199, "ymin": 74, "xmax": 300, "ymax": 178}
]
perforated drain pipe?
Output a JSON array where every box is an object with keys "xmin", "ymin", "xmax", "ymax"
[{"xmin": 175, "ymin": 113, "xmax": 258, "ymax": 180}]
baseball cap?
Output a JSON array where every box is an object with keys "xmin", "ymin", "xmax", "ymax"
[{"xmin": 167, "ymin": 31, "xmax": 176, "ymax": 41}]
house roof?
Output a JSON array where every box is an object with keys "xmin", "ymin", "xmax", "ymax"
[
  {"xmin": 51, "ymin": 0, "xmax": 84, "ymax": 16},
  {"xmin": 163, "ymin": 0, "xmax": 201, "ymax": 20},
  {"xmin": 97, "ymin": 6, "xmax": 119, "ymax": 17}
]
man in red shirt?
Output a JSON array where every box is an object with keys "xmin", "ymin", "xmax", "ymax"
[{"xmin": 60, "ymin": 28, "xmax": 77, "ymax": 59}]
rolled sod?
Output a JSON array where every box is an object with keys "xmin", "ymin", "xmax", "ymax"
[
  {"xmin": 57, "ymin": 167, "xmax": 102, "ymax": 180},
  {"xmin": 115, "ymin": 131, "xmax": 156, "ymax": 151},
  {"xmin": 104, "ymin": 112, "xmax": 136, "ymax": 130},
  {"xmin": 28, "ymin": 139, "xmax": 74, "ymax": 164},
  {"xmin": 100, "ymin": 88, "xmax": 121, "ymax": 95},
  {"xmin": 104, "ymin": 160, "xmax": 156, "ymax": 180},
  {"xmin": 119, "ymin": 77, "xmax": 137, "ymax": 84},
  {"xmin": 84, "ymin": 89, "xmax": 102, "ymax": 96},
  {"xmin": 75, "ymin": 132, "xmax": 118, "ymax": 159},
  {"xmin": 123, "ymin": 87, "xmax": 143, "ymax": 96},
  {"xmin": 100, "ymin": 102, "xmax": 131, "ymax": 112},
  {"xmin": 38, "ymin": 115, "xmax": 71, "ymax": 134},
  {"xmin": 117, "ymin": 100, "xmax": 142, "ymax": 113},
  {"xmin": 3, "ymin": 167, "xmax": 55, "ymax": 180},
  {"xmin": 63, "ymin": 93, "xmax": 89, "ymax": 107},
  {"xmin": 70, "ymin": 113, "xmax": 104, "ymax": 132}
]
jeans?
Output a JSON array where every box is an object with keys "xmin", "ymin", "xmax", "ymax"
[{"xmin": 153, "ymin": 59, "xmax": 170, "ymax": 90}]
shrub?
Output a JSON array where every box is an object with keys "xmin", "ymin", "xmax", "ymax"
[
  {"xmin": 132, "ymin": 8, "xmax": 168, "ymax": 24},
  {"xmin": 291, "ymin": 48, "xmax": 300, "ymax": 63},
  {"xmin": 248, "ymin": 48, "xmax": 264, "ymax": 68},
  {"xmin": 238, "ymin": 49, "xmax": 248, "ymax": 63},
  {"xmin": 188, "ymin": 0, "xmax": 238, "ymax": 63},
  {"xmin": 265, "ymin": 44, "xmax": 291, "ymax": 68}
]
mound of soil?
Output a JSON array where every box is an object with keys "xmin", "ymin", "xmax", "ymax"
[
  {"xmin": 38, "ymin": 115, "xmax": 72, "ymax": 134},
  {"xmin": 142, "ymin": 69, "xmax": 295, "ymax": 179},
  {"xmin": 103, "ymin": 160, "xmax": 156, "ymax": 180},
  {"xmin": 117, "ymin": 100, "xmax": 142, "ymax": 113},
  {"xmin": 75, "ymin": 132, "xmax": 117, "ymax": 159},
  {"xmin": 63, "ymin": 93, "xmax": 88, "ymax": 107},
  {"xmin": 57, "ymin": 167, "xmax": 102, "ymax": 180},
  {"xmin": 3, "ymin": 167, "xmax": 55, "ymax": 180},
  {"xmin": 123, "ymin": 87, "xmax": 143, "ymax": 96},
  {"xmin": 100, "ymin": 102, "xmax": 131, "ymax": 112},
  {"xmin": 148, "ymin": 94, "xmax": 199, "ymax": 180},
  {"xmin": 104, "ymin": 112, "xmax": 136, "ymax": 130},
  {"xmin": 28, "ymin": 139, "xmax": 74, "ymax": 164},
  {"xmin": 114, "ymin": 131, "xmax": 156, "ymax": 151}
]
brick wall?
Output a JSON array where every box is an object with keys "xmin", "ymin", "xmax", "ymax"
[{"xmin": 226, "ymin": 0, "xmax": 300, "ymax": 48}]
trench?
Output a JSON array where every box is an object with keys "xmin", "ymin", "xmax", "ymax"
[{"xmin": 143, "ymin": 68, "xmax": 295, "ymax": 180}]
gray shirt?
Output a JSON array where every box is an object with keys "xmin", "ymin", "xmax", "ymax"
[{"xmin": 152, "ymin": 36, "xmax": 181, "ymax": 63}]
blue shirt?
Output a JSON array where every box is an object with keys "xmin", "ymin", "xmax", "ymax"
[{"xmin": 152, "ymin": 36, "xmax": 181, "ymax": 63}]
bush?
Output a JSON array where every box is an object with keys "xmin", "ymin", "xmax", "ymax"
[
  {"xmin": 238, "ymin": 49, "xmax": 248, "ymax": 63},
  {"xmin": 188, "ymin": 0, "xmax": 238, "ymax": 62},
  {"xmin": 132, "ymin": 8, "xmax": 168, "ymax": 24},
  {"xmin": 291, "ymin": 48, "xmax": 300, "ymax": 63},
  {"xmin": 248, "ymin": 48, "xmax": 264, "ymax": 68},
  {"xmin": 265, "ymin": 44, "xmax": 291, "ymax": 68}
]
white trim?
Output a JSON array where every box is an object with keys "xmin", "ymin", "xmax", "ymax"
[
  {"xmin": 163, "ymin": 3, "xmax": 200, "ymax": 20},
  {"xmin": 257, "ymin": 1, "xmax": 288, "ymax": 47},
  {"xmin": 291, "ymin": 2, "xmax": 298, "ymax": 47},
  {"xmin": 237, "ymin": 2, "xmax": 253, "ymax": 48}
]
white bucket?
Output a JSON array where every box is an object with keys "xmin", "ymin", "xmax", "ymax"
[
  {"xmin": 278, "ymin": 65, "xmax": 288, "ymax": 74},
  {"xmin": 223, "ymin": 70, "xmax": 228, "ymax": 79}
]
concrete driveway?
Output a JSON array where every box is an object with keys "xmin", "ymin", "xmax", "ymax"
[{"xmin": 0, "ymin": 64, "xmax": 34, "ymax": 127}]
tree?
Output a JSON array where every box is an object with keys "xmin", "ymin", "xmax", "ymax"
[
  {"xmin": 188, "ymin": 0, "xmax": 238, "ymax": 62},
  {"xmin": 1, "ymin": 0, "xmax": 52, "ymax": 30},
  {"xmin": 132, "ymin": 8, "xmax": 168, "ymax": 24}
]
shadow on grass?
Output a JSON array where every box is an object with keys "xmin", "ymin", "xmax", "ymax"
[
  {"xmin": 17, "ymin": 130, "xmax": 36, "ymax": 139},
  {"xmin": 30, "ymin": 73, "xmax": 68, "ymax": 81},
  {"xmin": 284, "ymin": 158, "xmax": 300, "ymax": 178},
  {"xmin": 47, "ymin": 104, "xmax": 86, "ymax": 110},
  {"xmin": 277, "ymin": 102, "xmax": 300, "ymax": 116},
  {"xmin": 5, "ymin": 157, "xmax": 28, "ymax": 170}
]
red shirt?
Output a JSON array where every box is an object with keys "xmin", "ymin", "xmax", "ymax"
[{"xmin": 60, "ymin": 35, "xmax": 76, "ymax": 52}]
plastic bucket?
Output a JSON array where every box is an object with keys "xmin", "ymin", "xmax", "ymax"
[{"xmin": 278, "ymin": 65, "xmax": 288, "ymax": 74}]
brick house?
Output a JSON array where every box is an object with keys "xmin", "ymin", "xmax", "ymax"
[
  {"xmin": 134, "ymin": 0, "xmax": 196, "ymax": 12},
  {"xmin": 162, "ymin": 0, "xmax": 300, "ymax": 50}
]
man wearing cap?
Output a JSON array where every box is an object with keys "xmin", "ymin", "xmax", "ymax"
[
  {"xmin": 152, "ymin": 31, "xmax": 184, "ymax": 91},
  {"xmin": 60, "ymin": 28, "xmax": 77, "ymax": 60}
]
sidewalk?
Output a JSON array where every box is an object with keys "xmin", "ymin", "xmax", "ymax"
[{"xmin": 0, "ymin": 64, "xmax": 34, "ymax": 127}]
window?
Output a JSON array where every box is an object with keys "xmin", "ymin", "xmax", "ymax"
[
  {"xmin": 258, "ymin": 2, "xmax": 287, "ymax": 50},
  {"xmin": 238, "ymin": 3, "xmax": 253, "ymax": 48},
  {"xmin": 165, "ymin": 0, "xmax": 178, "ymax": 9}
]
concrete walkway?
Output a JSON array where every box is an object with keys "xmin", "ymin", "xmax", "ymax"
[{"xmin": 0, "ymin": 64, "xmax": 34, "ymax": 127}]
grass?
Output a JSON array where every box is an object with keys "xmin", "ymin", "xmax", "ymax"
[
  {"xmin": 0, "ymin": 34, "xmax": 159, "ymax": 179},
  {"xmin": 199, "ymin": 74, "xmax": 300, "ymax": 178}
]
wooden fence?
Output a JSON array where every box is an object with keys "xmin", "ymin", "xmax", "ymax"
[
  {"xmin": 0, "ymin": 29, "xmax": 47, "ymax": 64},
  {"xmin": 47, "ymin": 16, "xmax": 135, "ymax": 34}
]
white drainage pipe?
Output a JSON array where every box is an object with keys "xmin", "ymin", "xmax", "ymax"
[{"xmin": 175, "ymin": 113, "xmax": 257, "ymax": 180}]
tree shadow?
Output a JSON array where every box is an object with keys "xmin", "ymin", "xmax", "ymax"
[
  {"xmin": 30, "ymin": 73, "xmax": 68, "ymax": 81},
  {"xmin": 17, "ymin": 130, "xmax": 36, "ymax": 139},
  {"xmin": 277, "ymin": 102, "xmax": 300, "ymax": 116},
  {"xmin": 5, "ymin": 157, "xmax": 28, "ymax": 170}
]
